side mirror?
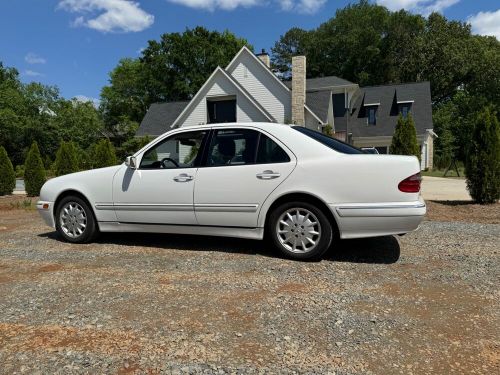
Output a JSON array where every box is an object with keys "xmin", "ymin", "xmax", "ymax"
[{"xmin": 125, "ymin": 156, "xmax": 137, "ymax": 169}]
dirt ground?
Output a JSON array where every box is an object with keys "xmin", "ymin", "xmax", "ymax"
[
  {"xmin": 0, "ymin": 195, "xmax": 499, "ymax": 374},
  {"xmin": 425, "ymin": 200, "xmax": 500, "ymax": 224}
]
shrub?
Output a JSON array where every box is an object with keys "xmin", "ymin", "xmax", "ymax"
[
  {"xmin": 54, "ymin": 141, "xmax": 79, "ymax": 176},
  {"xmin": 323, "ymin": 124, "xmax": 333, "ymax": 137},
  {"xmin": 465, "ymin": 108, "xmax": 500, "ymax": 204},
  {"xmin": 390, "ymin": 114, "xmax": 420, "ymax": 160},
  {"xmin": 0, "ymin": 146, "xmax": 16, "ymax": 196},
  {"xmin": 93, "ymin": 139, "xmax": 117, "ymax": 168},
  {"xmin": 24, "ymin": 142, "xmax": 46, "ymax": 197},
  {"xmin": 15, "ymin": 165, "xmax": 25, "ymax": 178}
]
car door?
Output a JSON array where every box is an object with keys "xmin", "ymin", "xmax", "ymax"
[
  {"xmin": 112, "ymin": 129, "xmax": 208, "ymax": 224},
  {"xmin": 194, "ymin": 127, "xmax": 296, "ymax": 228}
]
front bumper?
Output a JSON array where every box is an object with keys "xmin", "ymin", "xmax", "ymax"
[{"xmin": 36, "ymin": 201, "xmax": 55, "ymax": 228}]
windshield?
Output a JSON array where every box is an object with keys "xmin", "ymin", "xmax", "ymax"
[{"xmin": 292, "ymin": 126, "xmax": 364, "ymax": 154}]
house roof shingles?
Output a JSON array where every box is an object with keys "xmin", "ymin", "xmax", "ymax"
[
  {"xmin": 136, "ymin": 101, "xmax": 189, "ymax": 137},
  {"xmin": 306, "ymin": 91, "xmax": 331, "ymax": 123},
  {"xmin": 284, "ymin": 75, "xmax": 355, "ymax": 90},
  {"xmin": 340, "ymin": 81, "xmax": 432, "ymax": 138}
]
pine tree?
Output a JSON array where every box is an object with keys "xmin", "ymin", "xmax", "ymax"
[
  {"xmin": 93, "ymin": 139, "xmax": 117, "ymax": 168},
  {"xmin": 54, "ymin": 141, "xmax": 79, "ymax": 176},
  {"xmin": 390, "ymin": 115, "xmax": 406, "ymax": 155},
  {"xmin": 24, "ymin": 142, "xmax": 46, "ymax": 197},
  {"xmin": 0, "ymin": 146, "xmax": 16, "ymax": 196},
  {"xmin": 390, "ymin": 114, "xmax": 420, "ymax": 160},
  {"xmin": 465, "ymin": 108, "xmax": 500, "ymax": 204}
]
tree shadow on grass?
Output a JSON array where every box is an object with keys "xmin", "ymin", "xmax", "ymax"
[{"xmin": 39, "ymin": 232, "xmax": 400, "ymax": 264}]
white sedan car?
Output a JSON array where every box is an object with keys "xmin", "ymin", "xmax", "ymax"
[{"xmin": 37, "ymin": 123, "xmax": 425, "ymax": 260}]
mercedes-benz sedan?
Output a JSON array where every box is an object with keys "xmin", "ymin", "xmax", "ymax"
[{"xmin": 37, "ymin": 123, "xmax": 425, "ymax": 260}]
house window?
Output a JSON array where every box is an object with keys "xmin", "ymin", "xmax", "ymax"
[
  {"xmin": 207, "ymin": 98, "xmax": 237, "ymax": 124},
  {"xmin": 399, "ymin": 103, "xmax": 412, "ymax": 118},
  {"xmin": 367, "ymin": 106, "xmax": 377, "ymax": 125}
]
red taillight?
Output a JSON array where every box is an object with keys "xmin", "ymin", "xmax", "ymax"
[{"xmin": 398, "ymin": 172, "xmax": 422, "ymax": 193}]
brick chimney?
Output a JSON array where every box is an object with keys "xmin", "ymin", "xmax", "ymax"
[
  {"xmin": 292, "ymin": 55, "xmax": 306, "ymax": 125},
  {"xmin": 256, "ymin": 49, "xmax": 270, "ymax": 68}
]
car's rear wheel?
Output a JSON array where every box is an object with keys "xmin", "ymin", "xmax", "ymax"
[
  {"xmin": 55, "ymin": 196, "xmax": 97, "ymax": 243},
  {"xmin": 267, "ymin": 201, "xmax": 333, "ymax": 260}
]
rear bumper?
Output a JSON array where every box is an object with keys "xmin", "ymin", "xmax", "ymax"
[
  {"xmin": 331, "ymin": 199, "xmax": 426, "ymax": 239},
  {"xmin": 37, "ymin": 201, "xmax": 55, "ymax": 228}
]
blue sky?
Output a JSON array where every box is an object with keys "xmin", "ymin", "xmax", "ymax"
[{"xmin": 1, "ymin": 0, "xmax": 498, "ymax": 102}]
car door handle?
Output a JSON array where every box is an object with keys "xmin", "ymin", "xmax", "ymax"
[
  {"xmin": 173, "ymin": 173, "xmax": 194, "ymax": 182},
  {"xmin": 256, "ymin": 170, "xmax": 281, "ymax": 180}
]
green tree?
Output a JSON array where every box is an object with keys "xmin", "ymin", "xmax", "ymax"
[
  {"xmin": 0, "ymin": 146, "xmax": 16, "ymax": 196},
  {"xmin": 100, "ymin": 27, "xmax": 251, "ymax": 136},
  {"xmin": 271, "ymin": 1, "xmax": 497, "ymax": 104},
  {"xmin": 54, "ymin": 141, "xmax": 79, "ymax": 176},
  {"xmin": 390, "ymin": 114, "xmax": 420, "ymax": 160},
  {"xmin": 118, "ymin": 135, "xmax": 152, "ymax": 161},
  {"xmin": 93, "ymin": 139, "xmax": 117, "ymax": 168},
  {"xmin": 52, "ymin": 99, "xmax": 104, "ymax": 150},
  {"xmin": 271, "ymin": 27, "xmax": 312, "ymax": 78},
  {"xmin": 432, "ymin": 101, "xmax": 456, "ymax": 169},
  {"xmin": 100, "ymin": 59, "xmax": 147, "ymax": 130},
  {"xmin": 465, "ymin": 108, "xmax": 500, "ymax": 204},
  {"xmin": 0, "ymin": 62, "xmax": 106, "ymax": 167},
  {"xmin": 24, "ymin": 142, "xmax": 46, "ymax": 196}
]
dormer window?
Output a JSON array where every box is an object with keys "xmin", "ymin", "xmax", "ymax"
[
  {"xmin": 366, "ymin": 105, "xmax": 378, "ymax": 125},
  {"xmin": 399, "ymin": 103, "xmax": 412, "ymax": 118}
]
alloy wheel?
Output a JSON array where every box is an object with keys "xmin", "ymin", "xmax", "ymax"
[
  {"xmin": 60, "ymin": 202, "xmax": 87, "ymax": 239},
  {"xmin": 276, "ymin": 208, "xmax": 322, "ymax": 253}
]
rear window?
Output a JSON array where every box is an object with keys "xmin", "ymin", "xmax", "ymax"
[{"xmin": 292, "ymin": 126, "xmax": 364, "ymax": 154}]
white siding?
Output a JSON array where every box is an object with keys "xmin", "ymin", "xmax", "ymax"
[
  {"xmin": 227, "ymin": 52, "xmax": 291, "ymax": 123},
  {"xmin": 177, "ymin": 71, "xmax": 269, "ymax": 127}
]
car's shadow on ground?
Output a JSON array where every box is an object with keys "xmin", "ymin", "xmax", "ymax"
[{"xmin": 40, "ymin": 231, "xmax": 400, "ymax": 264}]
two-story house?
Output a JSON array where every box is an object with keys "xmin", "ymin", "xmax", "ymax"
[{"xmin": 137, "ymin": 46, "xmax": 435, "ymax": 169}]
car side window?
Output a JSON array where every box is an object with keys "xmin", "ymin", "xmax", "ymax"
[
  {"xmin": 205, "ymin": 129, "xmax": 290, "ymax": 167},
  {"xmin": 140, "ymin": 130, "xmax": 207, "ymax": 169},
  {"xmin": 207, "ymin": 129, "xmax": 259, "ymax": 166},
  {"xmin": 256, "ymin": 133, "xmax": 290, "ymax": 164}
]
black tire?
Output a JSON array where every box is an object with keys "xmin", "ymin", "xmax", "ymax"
[
  {"xmin": 267, "ymin": 201, "xmax": 333, "ymax": 260},
  {"xmin": 55, "ymin": 196, "xmax": 98, "ymax": 243}
]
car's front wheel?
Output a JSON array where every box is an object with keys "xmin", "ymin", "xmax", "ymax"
[
  {"xmin": 55, "ymin": 196, "xmax": 97, "ymax": 243},
  {"xmin": 267, "ymin": 201, "xmax": 333, "ymax": 260}
]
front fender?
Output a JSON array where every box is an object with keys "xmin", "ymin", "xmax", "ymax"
[{"xmin": 39, "ymin": 166, "xmax": 122, "ymax": 223}]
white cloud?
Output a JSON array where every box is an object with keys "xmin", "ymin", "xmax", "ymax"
[
  {"xmin": 167, "ymin": 0, "xmax": 260, "ymax": 11},
  {"xmin": 376, "ymin": 0, "xmax": 459, "ymax": 15},
  {"xmin": 167, "ymin": 0, "xmax": 326, "ymax": 14},
  {"xmin": 73, "ymin": 95, "xmax": 101, "ymax": 107},
  {"xmin": 279, "ymin": 0, "xmax": 326, "ymax": 14},
  {"xmin": 468, "ymin": 9, "xmax": 500, "ymax": 40},
  {"xmin": 23, "ymin": 70, "xmax": 44, "ymax": 77},
  {"xmin": 58, "ymin": 0, "xmax": 154, "ymax": 33},
  {"xmin": 25, "ymin": 53, "xmax": 47, "ymax": 65}
]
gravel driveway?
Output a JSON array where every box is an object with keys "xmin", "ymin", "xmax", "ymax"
[{"xmin": 0, "ymin": 208, "xmax": 498, "ymax": 374}]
